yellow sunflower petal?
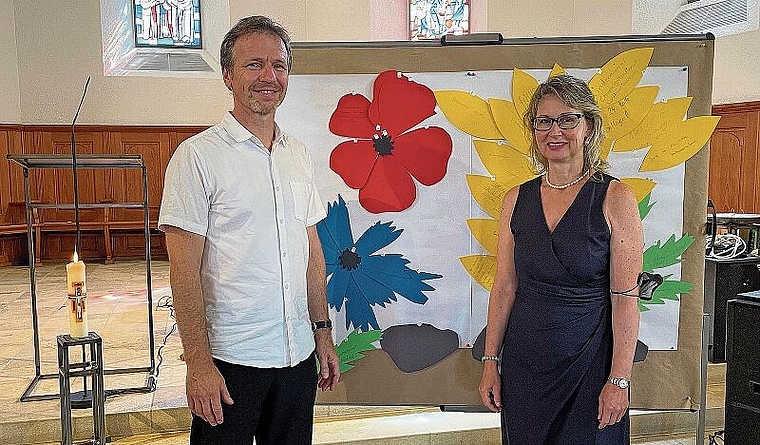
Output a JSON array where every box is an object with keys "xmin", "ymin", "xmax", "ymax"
[
  {"xmin": 512, "ymin": 68, "xmax": 539, "ymax": 118},
  {"xmin": 639, "ymin": 115, "xmax": 721, "ymax": 171},
  {"xmin": 602, "ymin": 86, "xmax": 659, "ymax": 141},
  {"xmin": 473, "ymin": 140, "xmax": 536, "ymax": 184},
  {"xmin": 434, "ymin": 90, "xmax": 503, "ymax": 139},
  {"xmin": 614, "ymin": 97, "xmax": 693, "ymax": 152},
  {"xmin": 467, "ymin": 218, "xmax": 500, "ymax": 255},
  {"xmin": 460, "ymin": 255, "xmax": 497, "ymax": 291},
  {"xmin": 620, "ymin": 177, "xmax": 657, "ymax": 203},
  {"xmin": 488, "ymin": 98, "xmax": 532, "ymax": 154},
  {"xmin": 588, "ymin": 47, "xmax": 654, "ymax": 108},
  {"xmin": 466, "ymin": 174, "xmax": 511, "ymax": 219},
  {"xmin": 549, "ymin": 64, "xmax": 566, "ymax": 78}
]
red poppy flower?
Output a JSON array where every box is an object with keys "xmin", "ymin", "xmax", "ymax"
[{"xmin": 328, "ymin": 70, "xmax": 453, "ymax": 213}]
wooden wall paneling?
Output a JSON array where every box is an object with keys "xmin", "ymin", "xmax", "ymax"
[
  {"xmin": 710, "ymin": 102, "xmax": 760, "ymax": 214},
  {"xmin": 51, "ymin": 129, "xmax": 102, "ymax": 202},
  {"xmin": 709, "ymin": 127, "xmax": 744, "ymax": 212},
  {"xmin": 42, "ymin": 233, "xmax": 106, "ymax": 262},
  {"xmin": 112, "ymin": 232, "xmax": 167, "ymax": 259},
  {"xmin": 738, "ymin": 110, "xmax": 759, "ymax": 213},
  {"xmin": 112, "ymin": 130, "xmax": 168, "ymax": 223},
  {"xmin": 0, "ymin": 127, "xmax": 11, "ymax": 214},
  {"xmin": 0, "ymin": 124, "xmax": 204, "ymax": 263},
  {"xmin": 27, "ymin": 130, "xmax": 47, "ymax": 204},
  {"xmin": 8, "ymin": 128, "xmax": 25, "ymax": 203}
]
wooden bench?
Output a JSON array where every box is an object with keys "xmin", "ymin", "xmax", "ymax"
[
  {"xmin": 2, "ymin": 201, "xmax": 160, "ymax": 264},
  {"xmin": 0, "ymin": 202, "xmax": 31, "ymax": 265},
  {"xmin": 102, "ymin": 205, "xmax": 160, "ymax": 263}
]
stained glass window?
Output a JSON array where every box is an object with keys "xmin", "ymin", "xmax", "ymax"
[
  {"xmin": 133, "ymin": 0, "xmax": 202, "ymax": 48},
  {"xmin": 410, "ymin": 0, "xmax": 470, "ymax": 41}
]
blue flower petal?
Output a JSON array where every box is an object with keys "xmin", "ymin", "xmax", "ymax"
[
  {"xmin": 352, "ymin": 268, "xmax": 398, "ymax": 307},
  {"xmin": 326, "ymin": 268, "xmax": 351, "ymax": 311},
  {"xmin": 344, "ymin": 278, "xmax": 380, "ymax": 331},
  {"xmin": 327, "ymin": 195, "xmax": 356, "ymax": 249},
  {"xmin": 362, "ymin": 255, "xmax": 442, "ymax": 304},
  {"xmin": 355, "ymin": 221, "xmax": 403, "ymax": 257}
]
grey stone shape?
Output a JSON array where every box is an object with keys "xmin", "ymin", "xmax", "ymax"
[{"xmin": 380, "ymin": 323, "xmax": 459, "ymax": 373}]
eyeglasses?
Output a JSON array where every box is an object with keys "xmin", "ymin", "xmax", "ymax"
[{"xmin": 532, "ymin": 113, "xmax": 584, "ymax": 131}]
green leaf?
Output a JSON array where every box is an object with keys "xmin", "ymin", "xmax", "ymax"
[
  {"xmin": 334, "ymin": 329, "xmax": 383, "ymax": 374},
  {"xmin": 638, "ymin": 278, "xmax": 693, "ymax": 311},
  {"xmin": 643, "ymin": 234, "xmax": 695, "ymax": 272},
  {"xmin": 638, "ymin": 193, "xmax": 655, "ymax": 220}
]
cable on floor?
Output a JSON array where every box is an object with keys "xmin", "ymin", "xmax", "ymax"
[
  {"xmin": 150, "ymin": 294, "xmax": 178, "ymax": 390},
  {"xmin": 707, "ymin": 429, "xmax": 724, "ymax": 444}
]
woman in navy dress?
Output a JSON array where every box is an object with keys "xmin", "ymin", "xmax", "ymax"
[{"xmin": 478, "ymin": 74, "xmax": 643, "ymax": 444}]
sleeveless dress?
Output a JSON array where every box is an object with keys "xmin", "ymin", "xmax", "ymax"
[{"xmin": 500, "ymin": 173, "xmax": 629, "ymax": 445}]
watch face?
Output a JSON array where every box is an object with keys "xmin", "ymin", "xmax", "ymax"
[{"xmin": 619, "ymin": 379, "xmax": 629, "ymax": 389}]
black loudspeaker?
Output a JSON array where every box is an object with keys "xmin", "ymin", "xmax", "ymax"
[
  {"xmin": 704, "ymin": 257, "xmax": 760, "ymax": 362},
  {"xmin": 725, "ymin": 295, "xmax": 760, "ymax": 445}
]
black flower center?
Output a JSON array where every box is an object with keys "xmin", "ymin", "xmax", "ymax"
[
  {"xmin": 338, "ymin": 248, "xmax": 361, "ymax": 270},
  {"xmin": 373, "ymin": 133, "xmax": 394, "ymax": 156}
]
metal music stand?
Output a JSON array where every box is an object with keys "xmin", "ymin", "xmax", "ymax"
[{"xmin": 7, "ymin": 154, "xmax": 157, "ymax": 402}]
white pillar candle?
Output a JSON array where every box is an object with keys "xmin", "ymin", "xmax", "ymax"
[
  {"xmin": 66, "ymin": 252, "xmax": 88, "ymax": 338},
  {"xmin": 66, "ymin": 252, "xmax": 87, "ymax": 297},
  {"xmin": 67, "ymin": 296, "xmax": 88, "ymax": 338}
]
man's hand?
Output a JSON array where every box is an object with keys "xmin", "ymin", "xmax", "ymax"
[
  {"xmin": 597, "ymin": 383, "xmax": 629, "ymax": 429},
  {"xmin": 186, "ymin": 361, "xmax": 234, "ymax": 426},
  {"xmin": 314, "ymin": 329, "xmax": 340, "ymax": 391}
]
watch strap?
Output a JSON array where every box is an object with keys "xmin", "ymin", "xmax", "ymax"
[
  {"xmin": 607, "ymin": 376, "xmax": 630, "ymax": 389},
  {"xmin": 311, "ymin": 319, "xmax": 333, "ymax": 331}
]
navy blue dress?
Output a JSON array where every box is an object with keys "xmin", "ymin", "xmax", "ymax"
[{"xmin": 500, "ymin": 173, "xmax": 629, "ymax": 445}]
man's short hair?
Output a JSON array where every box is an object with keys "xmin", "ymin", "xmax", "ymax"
[{"xmin": 220, "ymin": 15, "xmax": 292, "ymax": 73}]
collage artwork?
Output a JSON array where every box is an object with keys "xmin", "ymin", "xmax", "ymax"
[{"xmin": 278, "ymin": 48, "xmax": 719, "ymax": 383}]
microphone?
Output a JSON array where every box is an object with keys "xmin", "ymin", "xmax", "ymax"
[{"xmin": 70, "ymin": 76, "xmax": 91, "ymax": 256}]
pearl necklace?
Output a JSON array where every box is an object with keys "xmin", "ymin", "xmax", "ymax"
[{"xmin": 544, "ymin": 169, "xmax": 589, "ymax": 190}]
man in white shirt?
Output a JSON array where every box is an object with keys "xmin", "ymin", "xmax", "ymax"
[{"xmin": 158, "ymin": 15, "xmax": 340, "ymax": 445}]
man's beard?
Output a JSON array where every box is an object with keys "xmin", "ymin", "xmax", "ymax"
[{"xmin": 247, "ymin": 85, "xmax": 286, "ymax": 115}]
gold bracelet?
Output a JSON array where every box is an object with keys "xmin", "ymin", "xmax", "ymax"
[{"xmin": 481, "ymin": 355, "xmax": 500, "ymax": 363}]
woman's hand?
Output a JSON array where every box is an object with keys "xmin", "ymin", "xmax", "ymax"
[
  {"xmin": 479, "ymin": 363, "xmax": 502, "ymax": 412},
  {"xmin": 597, "ymin": 383, "xmax": 629, "ymax": 428}
]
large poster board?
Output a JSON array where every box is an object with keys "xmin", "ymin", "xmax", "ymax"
[{"xmin": 280, "ymin": 35, "xmax": 714, "ymax": 409}]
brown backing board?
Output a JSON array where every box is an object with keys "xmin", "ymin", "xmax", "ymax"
[{"xmin": 292, "ymin": 35, "xmax": 714, "ymax": 410}]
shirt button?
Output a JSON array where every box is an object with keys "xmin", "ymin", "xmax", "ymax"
[
  {"xmin": 275, "ymin": 186, "xmax": 280, "ymax": 191},
  {"xmin": 282, "ymin": 252, "xmax": 287, "ymax": 257},
  {"xmin": 284, "ymin": 284, "xmax": 289, "ymax": 289},
  {"xmin": 279, "ymin": 218, "xmax": 284, "ymax": 224}
]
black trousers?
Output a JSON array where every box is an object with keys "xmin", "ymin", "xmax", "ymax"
[{"xmin": 190, "ymin": 353, "xmax": 318, "ymax": 445}]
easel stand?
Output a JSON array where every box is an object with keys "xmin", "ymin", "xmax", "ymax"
[{"xmin": 7, "ymin": 154, "xmax": 156, "ymax": 402}]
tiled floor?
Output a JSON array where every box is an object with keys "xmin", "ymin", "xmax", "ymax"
[{"xmin": 0, "ymin": 260, "xmax": 726, "ymax": 444}]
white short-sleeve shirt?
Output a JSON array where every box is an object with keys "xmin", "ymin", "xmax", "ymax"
[{"xmin": 158, "ymin": 112, "xmax": 326, "ymax": 368}]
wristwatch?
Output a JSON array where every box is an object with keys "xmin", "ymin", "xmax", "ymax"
[
  {"xmin": 311, "ymin": 319, "xmax": 333, "ymax": 331},
  {"xmin": 607, "ymin": 377, "xmax": 630, "ymax": 389}
]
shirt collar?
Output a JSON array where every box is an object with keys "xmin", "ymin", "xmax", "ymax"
[{"xmin": 221, "ymin": 111, "xmax": 286, "ymax": 148}]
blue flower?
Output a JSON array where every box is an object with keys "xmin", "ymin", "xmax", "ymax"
[{"xmin": 317, "ymin": 195, "xmax": 443, "ymax": 331}]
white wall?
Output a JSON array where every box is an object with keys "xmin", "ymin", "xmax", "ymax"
[
  {"xmin": 0, "ymin": 0, "xmax": 21, "ymax": 124},
  {"xmin": 2, "ymin": 0, "xmax": 757, "ymax": 126},
  {"xmin": 14, "ymin": 0, "xmax": 230, "ymax": 125},
  {"xmin": 713, "ymin": 28, "xmax": 760, "ymax": 104},
  {"xmin": 487, "ymin": 0, "xmax": 632, "ymax": 38}
]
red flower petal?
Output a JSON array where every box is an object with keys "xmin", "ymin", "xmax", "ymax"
[
  {"xmin": 330, "ymin": 140, "xmax": 377, "ymax": 189},
  {"xmin": 358, "ymin": 155, "xmax": 416, "ymax": 213},
  {"xmin": 393, "ymin": 127, "xmax": 453, "ymax": 186},
  {"xmin": 368, "ymin": 71, "xmax": 436, "ymax": 137},
  {"xmin": 371, "ymin": 70, "xmax": 397, "ymax": 105},
  {"xmin": 329, "ymin": 94, "xmax": 376, "ymax": 138}
]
